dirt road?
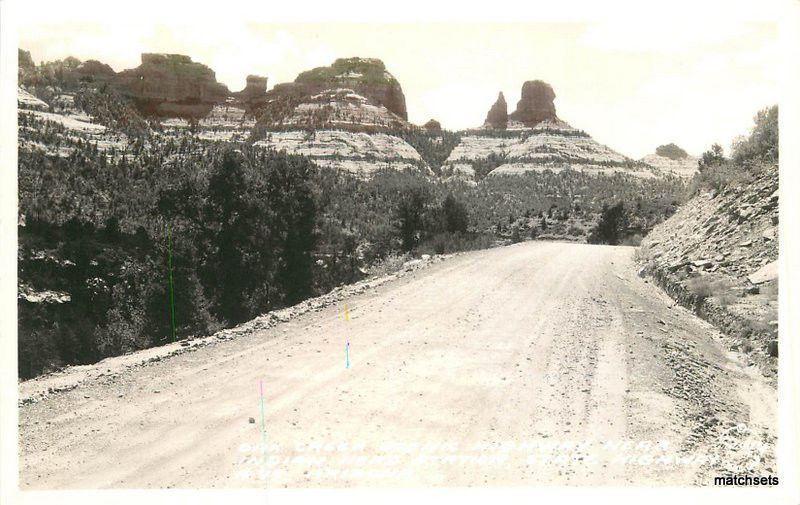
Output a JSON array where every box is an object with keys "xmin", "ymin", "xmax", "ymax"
[{"xmin": 18, "ymin": 242, "xmax": 776, "ymax": 488}]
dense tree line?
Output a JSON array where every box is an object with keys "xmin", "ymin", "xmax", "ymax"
[
  {"xmin": 18, "ymin": 134, "xmax": 494, "ymax": 378},
  {"xmin": 19, "ymin": 148, "xmax": 321, "ymax": 378}
]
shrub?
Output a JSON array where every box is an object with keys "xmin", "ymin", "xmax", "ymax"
[
  {"xmin": 690, "ymin": 162, "xmax": 755, "ymax": 194},
  {"xmin": 686, "ymin": 277, "xmax": 714, "ymax": 300},
  {"xmin": 587, "ymin": 202, "xmax": 629, "ymax": 245},
  {"xmin": 621, "ymin": 234, "xmax": 643, "ymax": 247},
  {"xmin": 690, "ymin": 105, "xmax": 778, "ymax": 195},
  {"xmin": 441, "ymin": 194, "xmax": 469, "ymax": 234},
  {"xmin": 685, "ymin": 276, "xmax": 733, "ymax": 302},
  {"xmin": 731, "ymin": 106, "xmax": 778, "ymax": 165},
  {"xmin": 418, "ymin": 231, "xmax": 495, "ymax": 255},
  {"xmin": 567, "ymin": 225, "xmax": 584, "ymax": 236},
  {"xmin": 363, "ymin": 253, "xmax": 409, "ymax": 278},
  {"xmin": 698, "ymin": 143, "xmax": 725, "ymax": 172}
]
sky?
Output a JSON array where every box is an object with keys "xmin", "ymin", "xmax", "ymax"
[{"xmin": 15, "ymin": 0, "xmax": 781, "ymax": 158}]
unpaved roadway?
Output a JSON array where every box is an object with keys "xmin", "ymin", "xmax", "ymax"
[{"xmin": 18, "ymin": 241, "xmax": 776, "ymax": 488}]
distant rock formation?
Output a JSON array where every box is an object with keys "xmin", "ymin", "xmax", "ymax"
[
  {"xmin": 442, "ymin": 119, "xmax": 649, "ymax": 181},
  {"xmin": 640, "ymin": 144, "xmax": 698, "ymax": 178},
  {"xmin": 19, "ymin": 49, "xmax": 34, "ymax": 70},
  {"xmin": 256, "ymin": 57, "xmax": 411, "ymax": 132},
  {"xmin": 508, "ymin": 80, "xmax": 558, "ymax": 127},
  {"xmin": 484, "ymin": 92, "xmax": 508, "ymax": 129},
  {"xmin": 443, "ymin": 80, "xmax": 682, "ymax": 181},
  {"xmin": 18, "ymin": 49, "xmax": 36, "ymax": 85},
  {"xmin": 114, "ymin": 53, "xmax": 231, "ymax": 119},
  {"xmin": 655, "ymin": 143, "xmax": 689, "ymax": 160},
  {"xmin": 19, "ymin": 54, "xmax": 84, "ymax": 88},
  {"xmin": 238, "ymin": 75, "xmax": 268, "ymax": 100},
  {"xmin": 423, "ymin": 119, "xmax": 442, "ymax": 132},
  {"xmin": 74, "ymin": 60, "xmax": 116, "ymax": 84},
  {"xmin": 295, "ymin": 58, "xmax": 407, "ymax": 119}
]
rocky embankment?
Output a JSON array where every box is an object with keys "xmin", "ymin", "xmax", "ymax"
[{"xmin": 638, "ymin": 164, "xmax": 778, "ymax": 376}]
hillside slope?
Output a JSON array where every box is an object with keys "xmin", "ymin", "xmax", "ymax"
[{"xmin": 639, "ymin": 164, "xmax": 778, "ymax": 375}]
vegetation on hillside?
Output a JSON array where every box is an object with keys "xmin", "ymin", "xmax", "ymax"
[
  {"xmin": 691, "ymin": 105, "xmax": 778, "ymax": 193},
  {"xmin": 296, "ymin": 57, "xmax": 398, "ymax": 86},
  {"xmin": 17, "ymin": 77, "xmax": 688, "ymax": 378},
  {"xmin": 398, "ymin": 129, "xmax": 462, "ymax": 175}
]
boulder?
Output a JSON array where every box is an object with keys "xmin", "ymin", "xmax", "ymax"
[
  {"xmin": 508, "ymin": 80, "xmax": 558, "ymax": 126},
  {"xmin": 691, "ymin": 259, "xmax": 713, "ymax": 269},
  {"xmin": 747, "ymin": 261, "xmax": 777, "ymax": 285}
]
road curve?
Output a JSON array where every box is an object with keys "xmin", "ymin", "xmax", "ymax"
[{"xmin": 19, "ymin": 241, "xmax": 775, "ymax": 488}]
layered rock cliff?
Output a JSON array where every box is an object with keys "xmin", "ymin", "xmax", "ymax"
[
  {"xmin": 18, "ymin": 50, "xmax": 427, "ymax": 174},
  {"xmin": 444, "ymin": 80, "xmax": 656, "ymax": 181},
  {"xmin": 508, "ymin": 80, "xmax": 558, "ymax": 127},
  {"xmin": 114, "ymin": 53, "xmax": 231, "ymax": 119},
  {"xmin": 252, "ymin": 57, "xmax": 428, "ymax": 176},
  {"xmin": 255, "ymin": 57, "xmax": 411, "ymax": 132},
  {"xmin": 295, "ymin": 57, "xmax": 407, "ymax": 119},
  {"xmin": 484, "ymin": 92, "xmax": 508, "ymax": 129}
]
